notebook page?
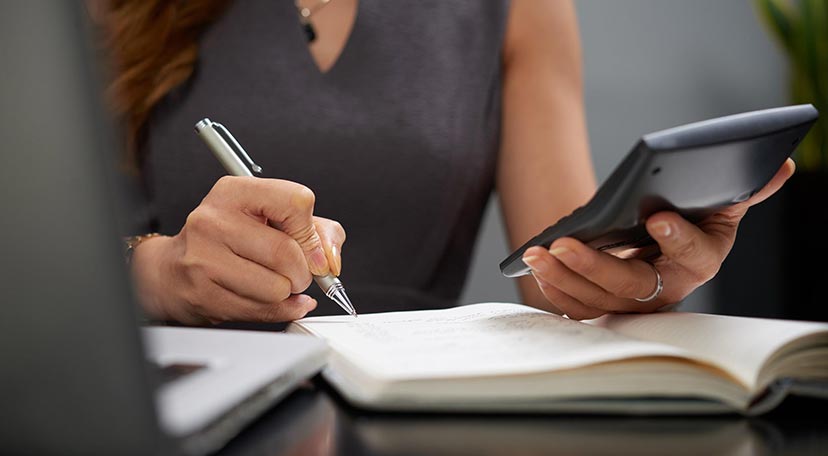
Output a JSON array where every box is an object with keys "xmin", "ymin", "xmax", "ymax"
[
  {"xmin": 590, "ymin": 312, "xmax": 828, "ymax": 389},
  {"xmin": 291, "ymin": 303, "xmax": 690, "ymax": 381}
]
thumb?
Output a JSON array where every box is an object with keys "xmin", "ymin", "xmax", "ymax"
[
  {"xmin": 314, "ymin": 217, "xmax": 347, "ymax": 277},
  {"xmin": 271, "ymin": 219, "xmax": 329, "ymax": 277}
]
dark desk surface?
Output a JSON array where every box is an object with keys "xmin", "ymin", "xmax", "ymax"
[{"xmin": 216, "ymin": 377, "xmax": 827, "ymax": 456}]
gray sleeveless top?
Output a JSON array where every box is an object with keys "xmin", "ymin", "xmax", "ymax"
[{"xmin": 141, "ymin": 0, "xmax": 509, "ymax": 315}]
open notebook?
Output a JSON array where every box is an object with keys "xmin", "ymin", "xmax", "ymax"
[{"xmin": 287, "ymin": 302, "xmax": 828, "ymax": 415}]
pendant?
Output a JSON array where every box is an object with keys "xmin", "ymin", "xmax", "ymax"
[{"xmin": 301, "ymin": 21, "xmax": 316, "ymax": 43}]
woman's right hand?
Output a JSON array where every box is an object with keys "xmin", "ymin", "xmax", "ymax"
[{"xmin": 130, "ymin": 176, "xmax": 346, "ymax": 325}]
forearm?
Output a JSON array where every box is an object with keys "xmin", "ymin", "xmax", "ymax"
[{"xmin": 496, "ymin": 0, "xmax": 596, "ymax": 310}]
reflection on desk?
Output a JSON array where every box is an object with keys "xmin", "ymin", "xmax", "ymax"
[
  {"xmin": 355, "ymin": 416, "xmax": 769, "ymax": 455},
  {"xmin": 218, "ymin": 377, "xmax": 828, "ymax": 456}
]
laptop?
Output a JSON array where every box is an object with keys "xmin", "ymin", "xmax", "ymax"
[{"xmin": 0, "ymin": 3, "xmax": 327, "ymax": 455}]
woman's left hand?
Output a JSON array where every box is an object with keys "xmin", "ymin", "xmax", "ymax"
[{"xmin": 522, "ymin": 158, "xmax": 796, "ymax": 320}]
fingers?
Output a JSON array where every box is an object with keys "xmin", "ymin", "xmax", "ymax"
[
  {"xmin": 520, "ymin": 159, "xmax": 797, "ymax": 321},
  {"xmin": 523, "ymin": 213, "xmax": 740, "ymax": 319},
  {"xmin": 208, "ymin": 249, "xmax": 294, "ymax": 304},
  {"xmin": 543, "ymin": 206, "xmax": 737, "ymax": 317},
  {"xmin": 183, "ymin": 204, "xmax": 314, "ymax": 293},
  {"xmin": 175, "ymin": 246, "xmax": 317, "ymax": 323},
  {"xmin": 523, "ymin": 242, "xmax": 661, "ymax": 316},
  {"xmin": 204, "ymin": 281, "xmax": 317, "ymax": 323},
  {"xmin": 225, "ymin": 214, "xmax": 314, "ymax": 293},
  {"xmin": 314, "ymin": 217, "xmax": 346, "ymax": 276},
  {"xmin": 169, "ymin": 176, "xmax": 337, "ymax": 325},
  {"xmin": 641, "ymin": 158, "xmax": 796, "ymax": 288},
  {"xmin": 531, "ymin": 272, "xmax": 605, "ymax": 321},
  {"xmin": 209, "ymin": 176, "xmax": 330, "ymax": 276}
]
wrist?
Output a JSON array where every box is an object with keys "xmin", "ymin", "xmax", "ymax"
[
  {"xmin": 129, "ymin": 234, "xmax": 177, "ymax": 322},
  {"xmin": 124, "ymin": 232, "xmax": 162, "ymax": 266}
]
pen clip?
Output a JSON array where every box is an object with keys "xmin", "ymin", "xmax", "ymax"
[{"xmin": 210, "ymin": 122, "xmax": 263, "ymax": 174}]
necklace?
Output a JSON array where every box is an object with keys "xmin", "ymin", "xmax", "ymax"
[{"xmin": 295, "ymin": 0, "xmax": 333, "ymax": 43}]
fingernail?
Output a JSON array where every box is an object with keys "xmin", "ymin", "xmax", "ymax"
[
  {"xmin": 549, "ymin": 246, "xmax": 574, "ymax": 262},
  {"xmin": 652, "ymin": 221, "xmax": 673, "ymax": 238},
  {"xmin": 295, "ymin": 294, "xmax": 317, "ymax": 308},
  {"xmin": 331, "ymin": 244, "xmax": 342, "ymax": 276},
  {"xmin": 305, "ymin": 296, "xmax": 318, "ymax": 311},
  {"xmin": 310, "ymin": 247, "xmax": 329, "ymax": 275},
  {"xmin": 523, "ymin": 255, "xmax": 547, "ymax": 274}
]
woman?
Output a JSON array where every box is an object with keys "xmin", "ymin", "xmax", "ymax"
[{"xmin": 95, "ymin": 0, "xmax": 794, "ymax": 325}]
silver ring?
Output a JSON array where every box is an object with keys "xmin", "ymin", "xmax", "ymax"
[{"xmin": 635, "ymin": 263, "xmax": 663, "ymax": 302}]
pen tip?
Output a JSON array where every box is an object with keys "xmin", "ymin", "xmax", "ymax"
[{"xmin": 328, "ymin": 287, "xmax": 357, "ymax": 318}]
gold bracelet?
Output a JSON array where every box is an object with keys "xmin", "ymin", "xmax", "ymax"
[{"xmin": 123, "ymin": 232, "xmax": 162, "ymax": 265}]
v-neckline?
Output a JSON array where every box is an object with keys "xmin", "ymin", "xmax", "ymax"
[{"xmin": 294, "ymin": 0, "xmax": 360, "ymax": 76}]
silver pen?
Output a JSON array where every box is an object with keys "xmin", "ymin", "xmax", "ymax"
[{"xmin": 194, "ymin": 118, "xmax": 357, "ymax": 317}]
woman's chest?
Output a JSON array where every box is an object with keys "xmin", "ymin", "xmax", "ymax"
[{"xmin": 143, "ymin": 0, "xmax": 507, "ymax": 235}]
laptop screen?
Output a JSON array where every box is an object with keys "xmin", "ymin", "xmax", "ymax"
[{"xmin": 0, "ymin": 2, "xmax": 168, "ymax": 454}]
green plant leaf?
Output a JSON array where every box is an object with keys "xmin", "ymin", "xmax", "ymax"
[
  {"xmin": 803, "ymin": 0, "xmax": 828, "ymax": 169},
  {"xmin": 759, "ymin": 0, "xmax": 828, "ymax": 170},
  {"xmin": 754, "ymin": 0, "xmax": 797, "ymax": 54}
]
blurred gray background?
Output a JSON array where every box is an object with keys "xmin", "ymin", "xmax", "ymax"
[{"xmin": 460, "ymin": 0, "xmax": 788, "ymax": 313}]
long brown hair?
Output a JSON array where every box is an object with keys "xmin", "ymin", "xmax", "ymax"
[{"xmin": 90, "ymin": 0, "xmax": 231, "ymax": 170}]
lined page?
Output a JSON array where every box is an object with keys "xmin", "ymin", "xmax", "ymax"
[
  {"xmin": 291, "ymin": 303, "xmax": 689, "ymax": 380},
  {"xmin": 590, "ymin": 312, "xmax": 828, "ymax": 389}
]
